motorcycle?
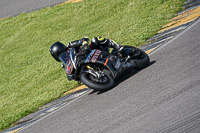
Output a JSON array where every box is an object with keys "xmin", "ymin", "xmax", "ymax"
[{"xmin": 58, "ymin": 44, "xmax": 150, "ymax": 91}]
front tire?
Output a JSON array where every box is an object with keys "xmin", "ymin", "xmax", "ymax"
[{"xmin": 81, "ymin": 72, "xmax": 115, "ymax": 91}]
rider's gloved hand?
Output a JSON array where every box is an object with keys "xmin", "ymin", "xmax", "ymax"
[
  {"xmin": 79, "ymin": 37, "xmax": 89, "ymax": 45},
  {"xmin": 82, "ymin": 41, "xmax": 88, "ymax": 45},
  {"xmin": 83, "ymin": 37, "xmax": 89, "ymax": 43}
]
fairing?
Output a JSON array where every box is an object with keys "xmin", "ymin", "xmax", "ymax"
[{"xmin": 59, "ymin": 47, "xmax": 134, "ymax": 80}]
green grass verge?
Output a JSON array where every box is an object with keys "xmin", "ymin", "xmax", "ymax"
[{"xmin": 0, "ymin": 0, "xmax": 185, "ymax": 131}]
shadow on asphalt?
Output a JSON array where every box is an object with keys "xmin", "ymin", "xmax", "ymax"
[{"xmin": 88, "ymin": 61, "xmax": 156, "ymax": 95}]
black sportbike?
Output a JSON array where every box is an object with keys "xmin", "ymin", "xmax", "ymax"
[{"xmin": 55, "ymin": 45, "xmax": 149, "ymax": 91}]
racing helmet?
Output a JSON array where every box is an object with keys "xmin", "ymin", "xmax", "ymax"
[
  {"xmin": 90, "ymin": 36, "xmax": 108, "ymax": 49},
  {"xmin": 50, "ymin": 41, "xmax": 67, "ymax": 62}
]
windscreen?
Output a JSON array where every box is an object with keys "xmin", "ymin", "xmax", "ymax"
[
  {"xmin": 59, "ymin": 51, "xmax": 74, "ymax": 74},
  {"xmin": 59, "ymin": 51, "xmax": 70, "ymax": 67}
]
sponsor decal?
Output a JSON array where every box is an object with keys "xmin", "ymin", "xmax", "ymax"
[
  {"xmin": 85, "ymin": 50, "xmax": 96, "ymax": 63},
  {"xmin": 115, "ymin": 59, "xmax": 121, "ymax": 69},
  {"xmin": 65, "ymin": 60, "xmax": 73, "ymax": 74},
  {"xmin": 91, "ymin": 50, "xmax": 102, "ymax": 63},
  {"xmin": 104, "ymin": 58, "xmax": 109, "ymax": 66}
]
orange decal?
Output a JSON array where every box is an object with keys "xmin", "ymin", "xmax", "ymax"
[{"xmin": 104, "ymin": 58, "xmax": 108, "ymax": 66}]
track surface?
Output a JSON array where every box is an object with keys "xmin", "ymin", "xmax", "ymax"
[
  {"xmin": 0, "ymin": 0, "xmax": 66, "ymax": 19},
  {"xmin": 19, "ymin": 19, "xmax": 200, "ymax": 133}
]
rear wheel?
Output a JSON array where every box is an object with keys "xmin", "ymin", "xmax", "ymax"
[
  {"xmin": 81, "ymin": 70, "xmax": 115, "ymax": 91},
  {"xmin": 129, "ymin": 48, "xmax": 150, "ymax": 70},
  {"xmin": 112, "ymin": 46, "xmax": 150, "ymax": 70}
]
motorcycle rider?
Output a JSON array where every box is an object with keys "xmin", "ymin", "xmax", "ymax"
[
  {"xmin": 50, "ymin": 37, "xmax": 142, "ymax": 81},
  {"xmin": 50, "ymin": 37, "xmax": 125, "ymax": 63}
]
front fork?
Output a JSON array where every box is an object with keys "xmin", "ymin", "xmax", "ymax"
[{"xmin": 85, "ymin": 65, "xmax": 104, "ymax": 79}]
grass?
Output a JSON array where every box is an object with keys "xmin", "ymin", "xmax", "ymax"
[{"xmin": 0, "ymin": 0, "xmax": 185, "ymax": 131}]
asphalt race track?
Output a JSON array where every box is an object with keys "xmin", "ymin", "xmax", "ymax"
[
  {"xmin": 18, "ymin": 19, "xmax": 200, "ymax": 133},
  {"xmin": 1, "ymin": 1, "xmax": 200, "ymax": 132},
  {"xmin": 0, "ymin": 0, "xmax": 66, "ymax": 19}
]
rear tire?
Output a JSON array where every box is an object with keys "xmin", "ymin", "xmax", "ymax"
[
  {"xmin": 81, "ymin": 72, "xmax": 115, "ymax": 91},
  {"xmin": 128, "ymin": 48, "xmax": 150, "ymax": 70}
]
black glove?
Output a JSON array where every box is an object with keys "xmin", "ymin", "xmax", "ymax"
[{"xmin": 79, "ymin": 37, "xmax": 89, "ymax": 45}]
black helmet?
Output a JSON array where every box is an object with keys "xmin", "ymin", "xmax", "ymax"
[
  {"xmin": 90, "ymin": 37, "xmax": 108, "ymax": 48},
  {"xmin": 50, "ymin": 41, "xmax": 67, "ymax": 62}
]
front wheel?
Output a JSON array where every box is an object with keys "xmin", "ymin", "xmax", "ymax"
[{"xmin": 81, "ymin": 72, "xmax": 115, "ymax": 91}]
